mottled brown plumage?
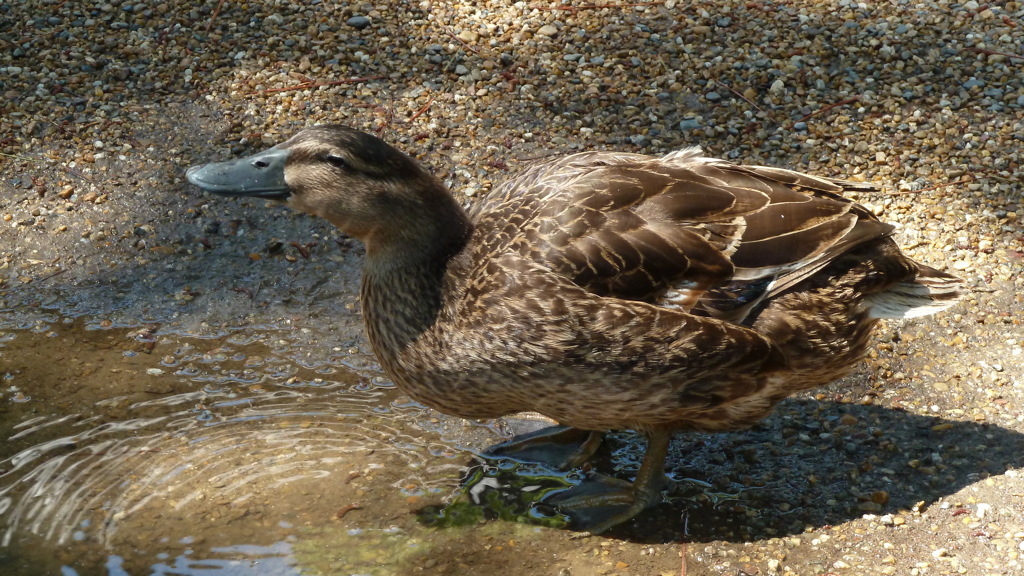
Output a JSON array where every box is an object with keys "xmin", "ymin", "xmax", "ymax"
[{"xmin": 186, "ymin": 125, "xmax": 963, "ymax": 533}]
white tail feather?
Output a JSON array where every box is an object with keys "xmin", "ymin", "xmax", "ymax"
[{"xmin": 866, "ymin": 273, "xmax": 963, "ymax": 319}]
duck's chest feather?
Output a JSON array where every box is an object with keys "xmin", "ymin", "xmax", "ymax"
[{"xmin": 361, "ymin": 249, "xmax": 793, "ymax": 432}]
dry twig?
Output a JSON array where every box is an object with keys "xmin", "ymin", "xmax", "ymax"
[
  {"xmin": 886, "ymin": 175, "xmax": 976, "ymax": 195},
  {"xmin": 334, "ymin": 503, "xmax": 361, "ymax": 519},
  {"xmin": 407, "ymin": 95, "xmax": 438, "ymax": 123},
  {"xmin": 714, "ymin": 80, "xmax": 764, "ymax": 112},
  {"xmin": 965, "ymin": 46, "xmax": 1024, "ymax": 61},
  {"xmin": 205, "ymin": 0, "xmax": 227, "ymax": 35},
  {"xmin": 794, "ymin": 95, "xmax": 862, "ymax": 126},
  {"xmin": 248, "ymin": 76, "xmax": 385, "ymax": 95},
  {"xmin": 679, "ymin": 510, "xmax": 689, "ymax": 576},
  {"xmin": 531, "ymin": 1, "xmax": 664, "ymax": 11},
  {"xmin": 445, "ymin": 28, "xmax": 480, "ymax": 54}
]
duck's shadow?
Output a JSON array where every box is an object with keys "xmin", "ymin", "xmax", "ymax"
[{"xmin": 419, "ymin": 398, "xmax": 1023, "ymax": 544}]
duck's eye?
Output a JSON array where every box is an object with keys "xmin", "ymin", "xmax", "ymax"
[{"xmin": 325, "ymin": 154, "xmax": 348, "ymax": 169}]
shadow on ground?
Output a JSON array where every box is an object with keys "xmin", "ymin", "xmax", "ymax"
[{"xmin": 427, "ymin": 398, "xmax": 1023, "ymax": 544}]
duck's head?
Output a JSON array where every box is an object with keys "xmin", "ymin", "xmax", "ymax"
[{"xmin": 186, "ymin": 125, "xmax": 468, "ymax": 252}]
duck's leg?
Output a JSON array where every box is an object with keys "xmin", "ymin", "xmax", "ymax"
[
  {"xmin": 544, "ymin": 429, "xmax": 672, "ymax": 534},
  {"xmin": 485, "ymin": 425, "xmax": 604, "ymax": 470}
]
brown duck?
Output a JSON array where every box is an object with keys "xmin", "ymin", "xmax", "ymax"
[{"xmin": 186, "ymin": 125, "xmax": 963, "ymax": 533}]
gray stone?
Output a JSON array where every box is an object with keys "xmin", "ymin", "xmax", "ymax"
[
  {"xmin": 678, "ymin": 117, "xmax": 701, "ymax": 131},
  {"xmin": 346, "ymin": 16, "xmax": 370, "ymax": 29}
]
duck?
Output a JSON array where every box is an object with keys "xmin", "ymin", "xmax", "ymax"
[{"xmin": 186, "ymin": 125, "xmax": 963, "ymax": 534}]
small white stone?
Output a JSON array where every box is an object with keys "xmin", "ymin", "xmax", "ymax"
[
  {"xmin": 975, "ymin": 503, "xmax": 991, "ymax": 518},
  {"xmin": 537, "ymin": 24, "xmax": 558, "ymax": 37}
]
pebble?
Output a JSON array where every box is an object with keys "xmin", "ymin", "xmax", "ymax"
[
  {"xmin": 678, "ymin": 117, "xmax": 701, "ymax": 131},
  {"xmin": 346, "ymin": 16, "xmax": 370, "ymax": 29},
  {"xmin": 537, "ymin": 24, "xmax": 558, "ymax": 37}
]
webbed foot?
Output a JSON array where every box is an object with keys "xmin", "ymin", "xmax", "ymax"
[
  {"xmin": 484, "ymin": 425, "xmax": 603, "ymax": 470},
  {"xmin": 541, "ymin": 430, "xmax": 673, "ymax": 534}
]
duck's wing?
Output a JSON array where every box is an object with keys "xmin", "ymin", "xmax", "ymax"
[
  {"xmin": 479, "ymin": 150, "xmax": 892, "ymax": 323},
  {"xmin": 692, "ymin": 158, "xmax": 895, "ymax": 321}
]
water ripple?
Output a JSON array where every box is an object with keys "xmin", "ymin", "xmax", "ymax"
[
  {"xmin": 0, "ymin": 354, "xmax": 442, "ymax": 555},
  {"xmin": 0, "ymin": 315, "xmax": 504, "ymax": 575}
]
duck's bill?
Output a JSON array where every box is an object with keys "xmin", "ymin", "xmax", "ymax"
[{"xmin": 186, "ymin": 148, "xmax": 292, "ymax": 200}]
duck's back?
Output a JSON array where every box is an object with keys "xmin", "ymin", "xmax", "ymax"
[
  {"xmin": 461, "ymin": 149, "xmax": 961, "ymax": 394},
  {"xmin": 472, "ymin": 149, "xmax": 955, "ymax": 316}
]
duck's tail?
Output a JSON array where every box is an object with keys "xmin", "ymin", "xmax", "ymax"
[{"xmin": 866, "ymin": 264, "xmax": 965, "ymax": 319}]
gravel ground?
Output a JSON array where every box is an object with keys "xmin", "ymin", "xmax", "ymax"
[{"xmin": 2, "ymin": 0, "xmax": 1023, "ymax": 575}]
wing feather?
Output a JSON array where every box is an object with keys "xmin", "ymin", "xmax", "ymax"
[{"xmin": 476, "ymin": 149, "xmax": 890, "ymax": 320}]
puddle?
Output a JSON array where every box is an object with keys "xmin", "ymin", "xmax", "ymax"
[
  {"xmin": 1, "ymin": 304, "xmax": 1021, "ymax": 575},
  {"xmin": 0, "ymin": 312, "xmax": 505, "ymax": 575}
]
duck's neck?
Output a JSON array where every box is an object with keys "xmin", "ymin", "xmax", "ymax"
[{"xmin": 359, "ymin": 187, "xmax": 472, "ymax": 361}]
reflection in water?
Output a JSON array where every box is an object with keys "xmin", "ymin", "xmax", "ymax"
[
  {"xmin": 65, "ymin": 543, "xmax": 301, "ymax": 576},
  {"xmin": 419, "ymin": 457, "xmax": 575, "ymax": 529},
  {"xmin": 0, "ymin": 315, "xmax": 486, "ymax": 575}
]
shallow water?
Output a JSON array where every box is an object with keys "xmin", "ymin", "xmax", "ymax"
[
  {"xmin": 0, "ymin": 311, "xmax": 510, "ymax": 575},
  {"xmin": 2, "ymin": 293, "xmax": 1022, "ymax": 575}
]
